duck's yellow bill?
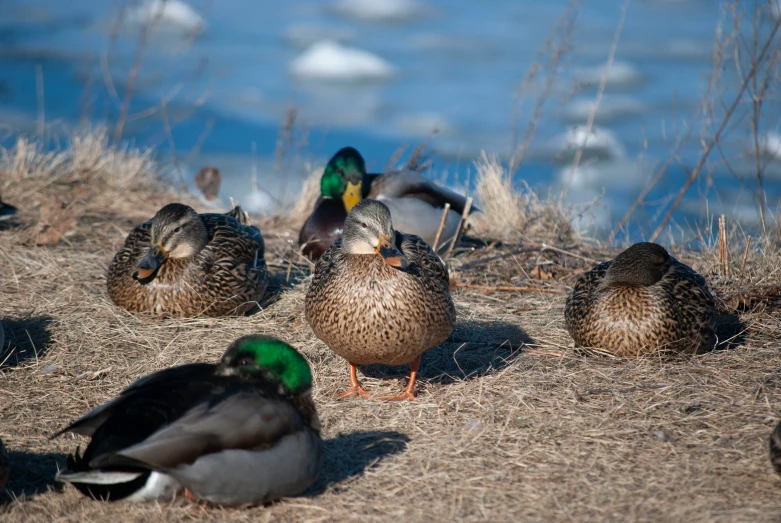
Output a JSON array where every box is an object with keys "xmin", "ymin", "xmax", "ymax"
[
  {"xmin": 376, "ymin": 234, "xmax": 409, "ymax": 270},
  {"xmin": 342, "ymin": 181, "xmax": 362, "ymax": 211}
]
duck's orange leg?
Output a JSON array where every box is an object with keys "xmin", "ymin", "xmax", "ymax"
[
  {"xmin": 336, "ymin": 362, "xmax": 371, "ymax": 398},
  {"xmin": 380, "ymin": 356, "xmax": 420, "ymax": 401},
  {"xmin": 183, "ymin": 488, "xmax": 210, "ymax": 510}
]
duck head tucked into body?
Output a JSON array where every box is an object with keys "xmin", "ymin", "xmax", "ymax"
[
  {"xmin": 603, "ymin": 241, "xmax": 672, "ymax": 287},
  {"xmin": 342, "ymin": 199, "xmax": 408, "ymax": 270},
  {"xmin": 55, "ymin": 334, "xmax": 322, "ymax": 507},
  {"xmin": 565, "ymin": 241, "xmax": 716, "ymax": 356},
  {"xmin": 134, "ymin": 203, "xmax": 209, "ymax": 280}
]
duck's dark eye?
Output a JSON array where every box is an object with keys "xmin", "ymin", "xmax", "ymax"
[
  {"xmin": 361, "ymin": 222, "xmax": 367, "ymax": 229},
  {"xmin": 173, "ymin": 226, "xmax": 182, "ymax": 233},
  {"xmin": 238, "ymin": 358, "xmax": 250, "ymax": 366}
]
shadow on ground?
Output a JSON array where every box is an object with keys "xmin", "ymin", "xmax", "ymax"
[
  {"xmin": 0, "ymin": 450, "xmax": 67, "ymax": 505},
  {"xmin": 1, "ymin": 315, "xmax": 54, "ymax": 369},
  {"xmin": 308, "ymin": 431, "xmax": 410, "ymax": 495},
  {"xmin": 712, "ymin": 312, "xmax": 747, "ymax": 352},
  {"xmin": 361, "ymin": 319, "xmax": 534, "ymax": 384}
]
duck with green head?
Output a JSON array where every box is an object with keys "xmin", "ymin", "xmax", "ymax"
[
  {"xmin": 299, "ymin": 147, "xmax": 477, "ymax": 260},
  {"xmin": 54, "ymin": 335, "xmax": 323, "ymax": 507},
  {"xmin": 107, "ymin": 202, "xmax": 267, "ymax": 317},
  {"xmin": 564, "ymin": 242, "xmax": 717, "ymax": 356}
]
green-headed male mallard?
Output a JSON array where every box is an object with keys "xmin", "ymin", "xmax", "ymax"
[
  {"xmin": 564, "ymin": 242, "xmax": 716, "ymax": 356},
  {"xmin": 299, "ymin": 146, "xmax": 476, "ymax": 260},
  {"xmin": 54, "ymin": 335, "xmax": 323, "ymax": 506},
  {"xmin": 107, "ymin": 203, "xmax": 267, "ymax": 317},
  {"xmin": 305, "ymin": 199, "xmax": 456, "ymax": 400}
]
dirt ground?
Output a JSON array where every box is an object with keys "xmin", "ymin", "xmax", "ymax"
[{"xmin": 1, "ymin": 135, "xmax": 781, "ymax": 522}]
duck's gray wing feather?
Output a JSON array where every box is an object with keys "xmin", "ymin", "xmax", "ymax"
[
  {"xmin": 92, "ymin": 390, "xmax": 304, "ymax": 470},
  {"xmin": 367, "ymin": 170, "xmax": 478, "ymax": 215}
]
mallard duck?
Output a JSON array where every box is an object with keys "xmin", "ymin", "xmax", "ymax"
[
  {"xmin": 107, "ymin": 202, "xmax": 267, "ymax": 317},
  {"xmin": 0, "ymin": 437, "xmax": 8, "ymax": 491},
  {"xmin": 299, "ymin": 146, "xmax": 476, "ymax": 260},
  {"xmin": 54, "ymin": 335, "xmax": 323, "ymax": 506},
  {"xmin": 305, "ymin": 199, "xmax": 456, "ymax": 400},
  {"xmin": 564, "ymin": 242, "xmax": 717, "ymax": 356},
  {"xmin": 770, "ymin": 421, "xmax": 781, "ymax": 477}
]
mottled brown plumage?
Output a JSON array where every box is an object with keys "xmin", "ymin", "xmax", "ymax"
[
  {"xmin": 305, "ymin": 199, "xmax": 455, "ymax": 400},
  {"xmin": 107, "ymin": 203, "xmax": 267, "ymax": 317},
  {"xmin": 564, "ymin": 242, "xmax": 716, "ymax": 356}
]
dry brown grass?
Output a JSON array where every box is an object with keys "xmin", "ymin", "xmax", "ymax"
[
  {"xmin": 473, "ymin": 153, "xmax": 578, "ymax": 243},
  {"xmin": 1, "ymin": 134, "xmax": 781, "ymax": 522}
]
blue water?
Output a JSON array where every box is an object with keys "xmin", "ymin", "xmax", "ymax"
[{"xmin": 1, "ymin": 0, "xmax": 779, "ymax": 240}]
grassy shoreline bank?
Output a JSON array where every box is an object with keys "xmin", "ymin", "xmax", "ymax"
[{"xmin": 1, "ymin": 133, "xmax": 781, "ymax": 522}]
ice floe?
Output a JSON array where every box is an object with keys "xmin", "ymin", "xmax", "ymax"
[
  {"xmin": 330, "ymin": 0, "xmax": 426, "ymax": 23},
  {"xmin": 289, "ymin": 41, "xmax": 396, "ymax": 83},
  {"xmin": 125, "ymin": 0, "xmax": 205, "ymax": 34}
]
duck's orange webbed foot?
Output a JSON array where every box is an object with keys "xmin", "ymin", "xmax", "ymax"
[
  {"xmin": 379, "ymin": 390, "xmax": 416, "ymax": 402},
  {"xmin": 335, "ymin": 362, "xmax": 371, "ymax": 399},
  {"xmin": 379, "ymin": 356, "xmax": 420, "ymax": 402},
  {"xmin": 336, "ymin": 385, "xmax": 372, "ymax": 398}
]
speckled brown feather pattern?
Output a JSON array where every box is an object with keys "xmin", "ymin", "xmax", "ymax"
[
  {"xmin": 305, "ymin": 234, "xmax": 455, "ymax": 366},
  {"xmin": 564, "ymin": 258, "xmax": 716, "ymax": 356},
  {"xmin": 107, "ymin": 213, "xmax": 267, "ymax": 317}
]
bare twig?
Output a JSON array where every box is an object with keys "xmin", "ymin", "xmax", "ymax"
[
  {"xmin": 457, "ymin": 284, "xmax": 561, "ymax": 294},
  {"xmin": 649, "ymin": 17, "xmax": 781, "ymax": 242},
  {"xmin": 740, "ymin": 235, "xmax": 751, "ymax": 274},
  {"xmin": 718, "ymin": 215, "xmax": 729, "ymax": 278},
  {"xmin": 561, "ymin": 0, "xmax": 630, "ymax": 200},
  {"xmin": 509, "ymin": 0, "xmax": 579, "ymax": 175},
  {"xmin": 445, "ymin": 197, "xmax": 473, "ymax": 259},
  {"xmin": 35, "ymin": 64, "xmax": 45, "ymax": 139},
  {"xmin": 432, "ymin": 203, "xmax": 451, "ymax": 252}
]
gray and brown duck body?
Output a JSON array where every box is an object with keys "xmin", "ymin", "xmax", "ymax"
[
  {"xmin": 306, "ymin": 234, "xmax": 455, "ymax": 367},
  {"xmin": 564, "ymin": 242, "xmax": 716, "ymax": 356},
  {"xmin": 107, "ymin": 203, "xmax": 267, "ymax": 317}
]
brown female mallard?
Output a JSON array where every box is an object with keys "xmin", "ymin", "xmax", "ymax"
[
  {"xmin": 107, "ymin": 203, "xmax": 267, "ymax": 317},
  {"xmin": 564, "ymin": 242, "xmax": 716, "ymax": 356},
  {"xmin": 305, "ymin": 199, "xmax": 456, "ymax": 401}
]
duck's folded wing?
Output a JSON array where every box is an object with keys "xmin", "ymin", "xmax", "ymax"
[
  {"xmin": 53, "ymin": 364, "xmax": 215, "ymax": 438},
  {"xmin": 92, "ymin": 391, "xmax": 304, "ymax": 470},
  {"xmin": 397, "ymin": 233, "xmax": 450, "ymax": 286},
  {"xmin": 367, "ymin": 170, "xmax": 477, "ymax": 214}
]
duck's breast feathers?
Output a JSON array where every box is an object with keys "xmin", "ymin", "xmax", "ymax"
[
  {"xmin": 367, "ymin": 170, "xmax": 477, "ymax": 215},
  {"xmin": 97, "ymin": 389, "xmax": 309, "ymax": 472}
]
